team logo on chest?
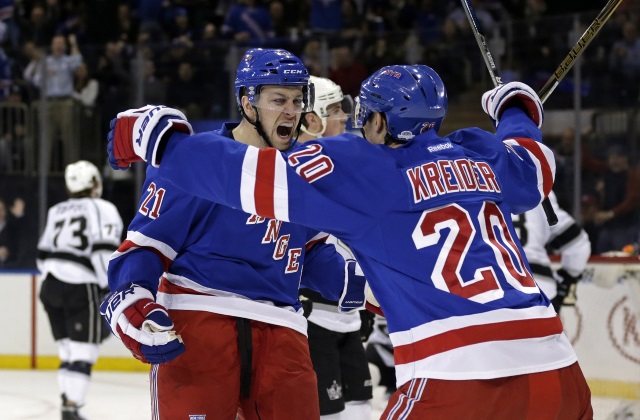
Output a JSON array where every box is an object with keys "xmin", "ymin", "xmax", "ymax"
[{"xmin": 246, "ymin": 215, "xmax": 302, "ymax": 274}]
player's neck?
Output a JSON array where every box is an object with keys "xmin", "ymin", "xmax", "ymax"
[
  {"xmin": 297, "ymin": 132, "xmax": 315, "ymax": 143},
  {"xmin": 232, "ymin": 120, "xmax": 269, "ymax": 149}
]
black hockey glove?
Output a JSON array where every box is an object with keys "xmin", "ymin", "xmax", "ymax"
[
  {"xmin": 359, "ymin": 310, "xmax": 375, "ymax": 342},
  {"xmin": 551, "ymin": 269, "xmax": 581, "ymax": 313},
  {"xmin": 300, "ymin": 295, "xmax": 313, "ymax": 318}
]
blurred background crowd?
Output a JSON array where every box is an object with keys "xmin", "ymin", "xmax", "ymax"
[{"xmin": 0, "ymin": 0, "xmax": 638, "ymax": 269}]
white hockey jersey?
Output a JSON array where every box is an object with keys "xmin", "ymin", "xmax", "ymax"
[
  {"xmin": 37, "ymin": 197, "xmax": 123, "ymax": 288},
  {"xmin": 511, "ymin": 191, "xmax": 591, "ymax": 298}
]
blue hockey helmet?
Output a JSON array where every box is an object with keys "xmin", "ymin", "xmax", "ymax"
[
  {"xmin": 353, "ymin": 65, "xmax": 447, "ymax": 141},
  {"xmin": 235, "ymin": 48, "xmax": 314, "ymax": 113}
]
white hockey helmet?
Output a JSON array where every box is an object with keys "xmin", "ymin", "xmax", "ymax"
[
  {"xmin": 65, "ymin": 160, "xmax": 102, "ymax": 197},
  {"xmin": 301, "ymin": 76, "xmax": 353, "ymax": 137}
]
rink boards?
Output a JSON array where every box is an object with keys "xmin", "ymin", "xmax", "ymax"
[{"xmin": 2, "ymin": 256, "xmax": 640, "ymax": 398}]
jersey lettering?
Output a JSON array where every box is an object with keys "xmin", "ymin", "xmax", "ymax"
[
  {"xmin": 262, "ymin": 220, "xmax": 283, "ymax": 243},
  {"xmin": 407, "ymin": 159, "xmax": 500, "ymax": 204},
  {"xmin": 273, "ymin": 234, "xmax": 290, "ymax": 260},
  {"xmin": 286, "ymin": 248, "xmax": 302, "ymax": 273},
  {"xmin": 246, "ymin": 214, "xmax": 266, "ymax": 224}
]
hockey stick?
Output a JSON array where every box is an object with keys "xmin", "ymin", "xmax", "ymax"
[
  {"xmin": 460, "ymin": 0, "xmax": 559, "ymax": 225},
  {"xmin": 538, "ymin": 0, "xmax": 625, "ymax": 102}
]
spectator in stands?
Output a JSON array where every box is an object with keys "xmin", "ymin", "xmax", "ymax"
[
  {"xmin": 608, "ymin": 20, "xmax": 640, "ymax": 105},
  {"xmin": 95, "ymin": 40, "xmax": 129, "ymax": 149},
  {"xmin": 328, "ymin": 43, "xmax": 368, "ymax": 98},
  {"xmin": 593, "ymin": 145, "xmax": 640, "ymax": 253},
  {"xmin": 308, "ymin": 0, "xmax": 343, "ymax": 33},
  {"xmin": 447, "ymin": 0, "xmax": 496, "ymax": 35},
  {"xmin": 142, "ymin": 58, "xmax": 166, "ymax": 106},
  {"xmin": 220, "ymin": 0, "xmax": 274, "ymax": 45},
  {"xmin": 72, "ymin": 62, "xmax": 98, "ymax": 110},
  {"xmin": 24, "ymin": 33, "xmax": 83, "ymax": 170},
  {"xmin": 0, "ymin": 197, "xmax": 21, "ymax": 267},
  {"xmin": 18, "ymin": 3, "xmax": 55, "ymax": 47},
  {"xmin": 362, "ymin": 35, "xmax": 402, "ymax": 75},
  {"xmin": 167, "ymin": 61, "xmax": 206, "ymax": 119},
  {"xmin": 166, "ymin": 7, "xmax": 194, "ymax": 43},
  {"xmin": 341, "ymin": 0, "xmax": 365, "ymax": 42},
  {"xmin": 301, "ymin": 38, "xmax": 323, "ymax": 76},
  {"xmin": 0, "ymin": 25, "xmax": 11, "ymax": 102},
  {"xmin": 115, "ymin": 2, "xmax": 140, "ymax": 45}
]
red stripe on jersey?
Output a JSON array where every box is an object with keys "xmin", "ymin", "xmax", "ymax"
[
  {"xmin": 116, "ymin": 239, "xmax": 173, "ymax": 272},
  {"xmin": 255, "ymin": 148, "xmax": 277, "ymax": 219},
  {"xmin": 159, "ymin": 277, "xmax": 211, "ymax": 296},
  {"xmin": 393, "ymin": 315, "xmax": 563, "ymax": 365},
  {"xmin": 512, "ymin": 137, "xmax": 553, "ymax": 197}
]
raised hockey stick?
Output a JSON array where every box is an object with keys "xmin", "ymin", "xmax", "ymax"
[
  {"xmin": 538, "ymin": 0, "xmax": 625, "ymax": 102},
  {"xmin": 460, "ymin": 0, "xmax": 559, "ymax": 225}
]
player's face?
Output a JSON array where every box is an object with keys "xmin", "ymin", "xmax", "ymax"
[
  {"xmin": 255, "ymin": 86, "xmax": 304, "ymax": 151},
  {"xmin": 323, "ymin": 102, "xmax": 348, "ymax": 137}
]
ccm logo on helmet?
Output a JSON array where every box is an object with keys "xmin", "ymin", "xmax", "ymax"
[{"xmin": 283, "ymin": 69, "xmax": 303, "ymax": 74}]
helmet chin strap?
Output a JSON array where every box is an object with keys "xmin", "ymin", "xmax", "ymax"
[{"xmin": 241, "ymin": 105, "xmax": 274, "ymax": 148}]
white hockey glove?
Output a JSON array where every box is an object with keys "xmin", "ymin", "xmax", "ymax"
[
  {"xmin": 100, "ymin": 283, "xmax": 185, "ymax": 364},
  {"xmin": 107, "ymin": 105, "xmax": 193, "ymax": 169},
  {"xmin": 481, "ymin": 82, "xmax": 544, "ymax": 128},
  {"xmin": 338, "ymin": 260, "xmax": 367, "ymax": 313}
]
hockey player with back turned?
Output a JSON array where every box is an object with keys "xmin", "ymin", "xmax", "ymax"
[
  {"xmin": 511, "ymin": 190, "xmax": 591, "ymax": 313},
  {"xmin": 108, "ymin": 64, "xmax": 593, "ymax": 418},
  {"xmin": 38, "ymin": 160, "xmax": 123, "ymax": 420},
  {"xmin": 297, "ymin": 75, "xmax": 374, "ymax": 420},
  {"xmin": 100, "ymin": 48, "xmax": 366, "ymax": 420}
]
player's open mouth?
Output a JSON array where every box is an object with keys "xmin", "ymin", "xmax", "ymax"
[{"xmin": 277, "ymin": 123, "xmax": 293, "ymax": 139}]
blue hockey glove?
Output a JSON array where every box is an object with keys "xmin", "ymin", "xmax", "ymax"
[
  {"xmin": 100, "ymin": 283, "xmax": 186, "ymax": 364},
  {"xmin": 482, "ymin": 82, "xmax": 544, "ymax": 128},
  {"xmin": 338, "ymin": 260, "xmax": 366, "ymax": 313},
  {"xmin": 107, "ymin": 105, "xmax": 193, "ymax": 170}
]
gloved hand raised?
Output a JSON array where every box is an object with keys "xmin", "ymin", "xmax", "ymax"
[
  {"xmin": 107, "ymin": 105, "xmax": 193, "ymax": 170},
  {"xmin": 100, "ymin": 283, "xmax": 186, "ymax": 364},
  {"xmin": 481, "ymin": 82, "xmax": 544, "ymax": 128}
]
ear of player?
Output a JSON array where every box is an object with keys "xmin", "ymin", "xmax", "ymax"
[
  {"xmin": 100, "ymin": 283, "xmax": 186, "ymax": 364},
  {"xmin": 107, "ymin": 105, "xmax": 193, "ymax": 170},
  {"xmin": 482, "ymin": 82, "xmax": 544, "ymax": 128}
]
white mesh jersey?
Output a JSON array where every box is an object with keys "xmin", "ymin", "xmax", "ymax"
[
  {"xmin": 511, "ymin": 191, "xmax": 591, "ymax": 298},
  {"xmin": 37, "ymin": 197, "xmax": 123, "ymax": 288}
]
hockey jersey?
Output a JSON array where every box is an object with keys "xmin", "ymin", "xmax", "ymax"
[
  {"xmin": 108, "ymin": 123, "xmax": 353, "ymax": 336},
  {"xmin": 511, "ymin": 191, "xmax": 591, "ymax": 299},
  {"xmin": 38, "ymin": 197, "xmax": 123, "ymax": 288},
  {"xmin": 156, "ymin": 108, "xmax": 577, "ymax": 385}
]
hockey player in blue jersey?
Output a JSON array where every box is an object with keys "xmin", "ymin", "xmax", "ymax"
[
  {"xmin": 297, "ymin": 76, "xmax": 374, "ymax": 420},
  {"xmin": 108, "ymin": 65, "xmax": 593, "ymax": 418},
  {"xmin": 99, "ymin": 49, "xmax": 366, "ymax": 420}
]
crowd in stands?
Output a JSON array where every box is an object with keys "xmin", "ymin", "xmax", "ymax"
[{"xmin": 0, "ymin": 0, "xmax": 638, "ymax": 267}]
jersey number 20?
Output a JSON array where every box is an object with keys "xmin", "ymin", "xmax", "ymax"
[{"xmin": 413, "ymin": 202, "xmax": 538, "ymax": 303}]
